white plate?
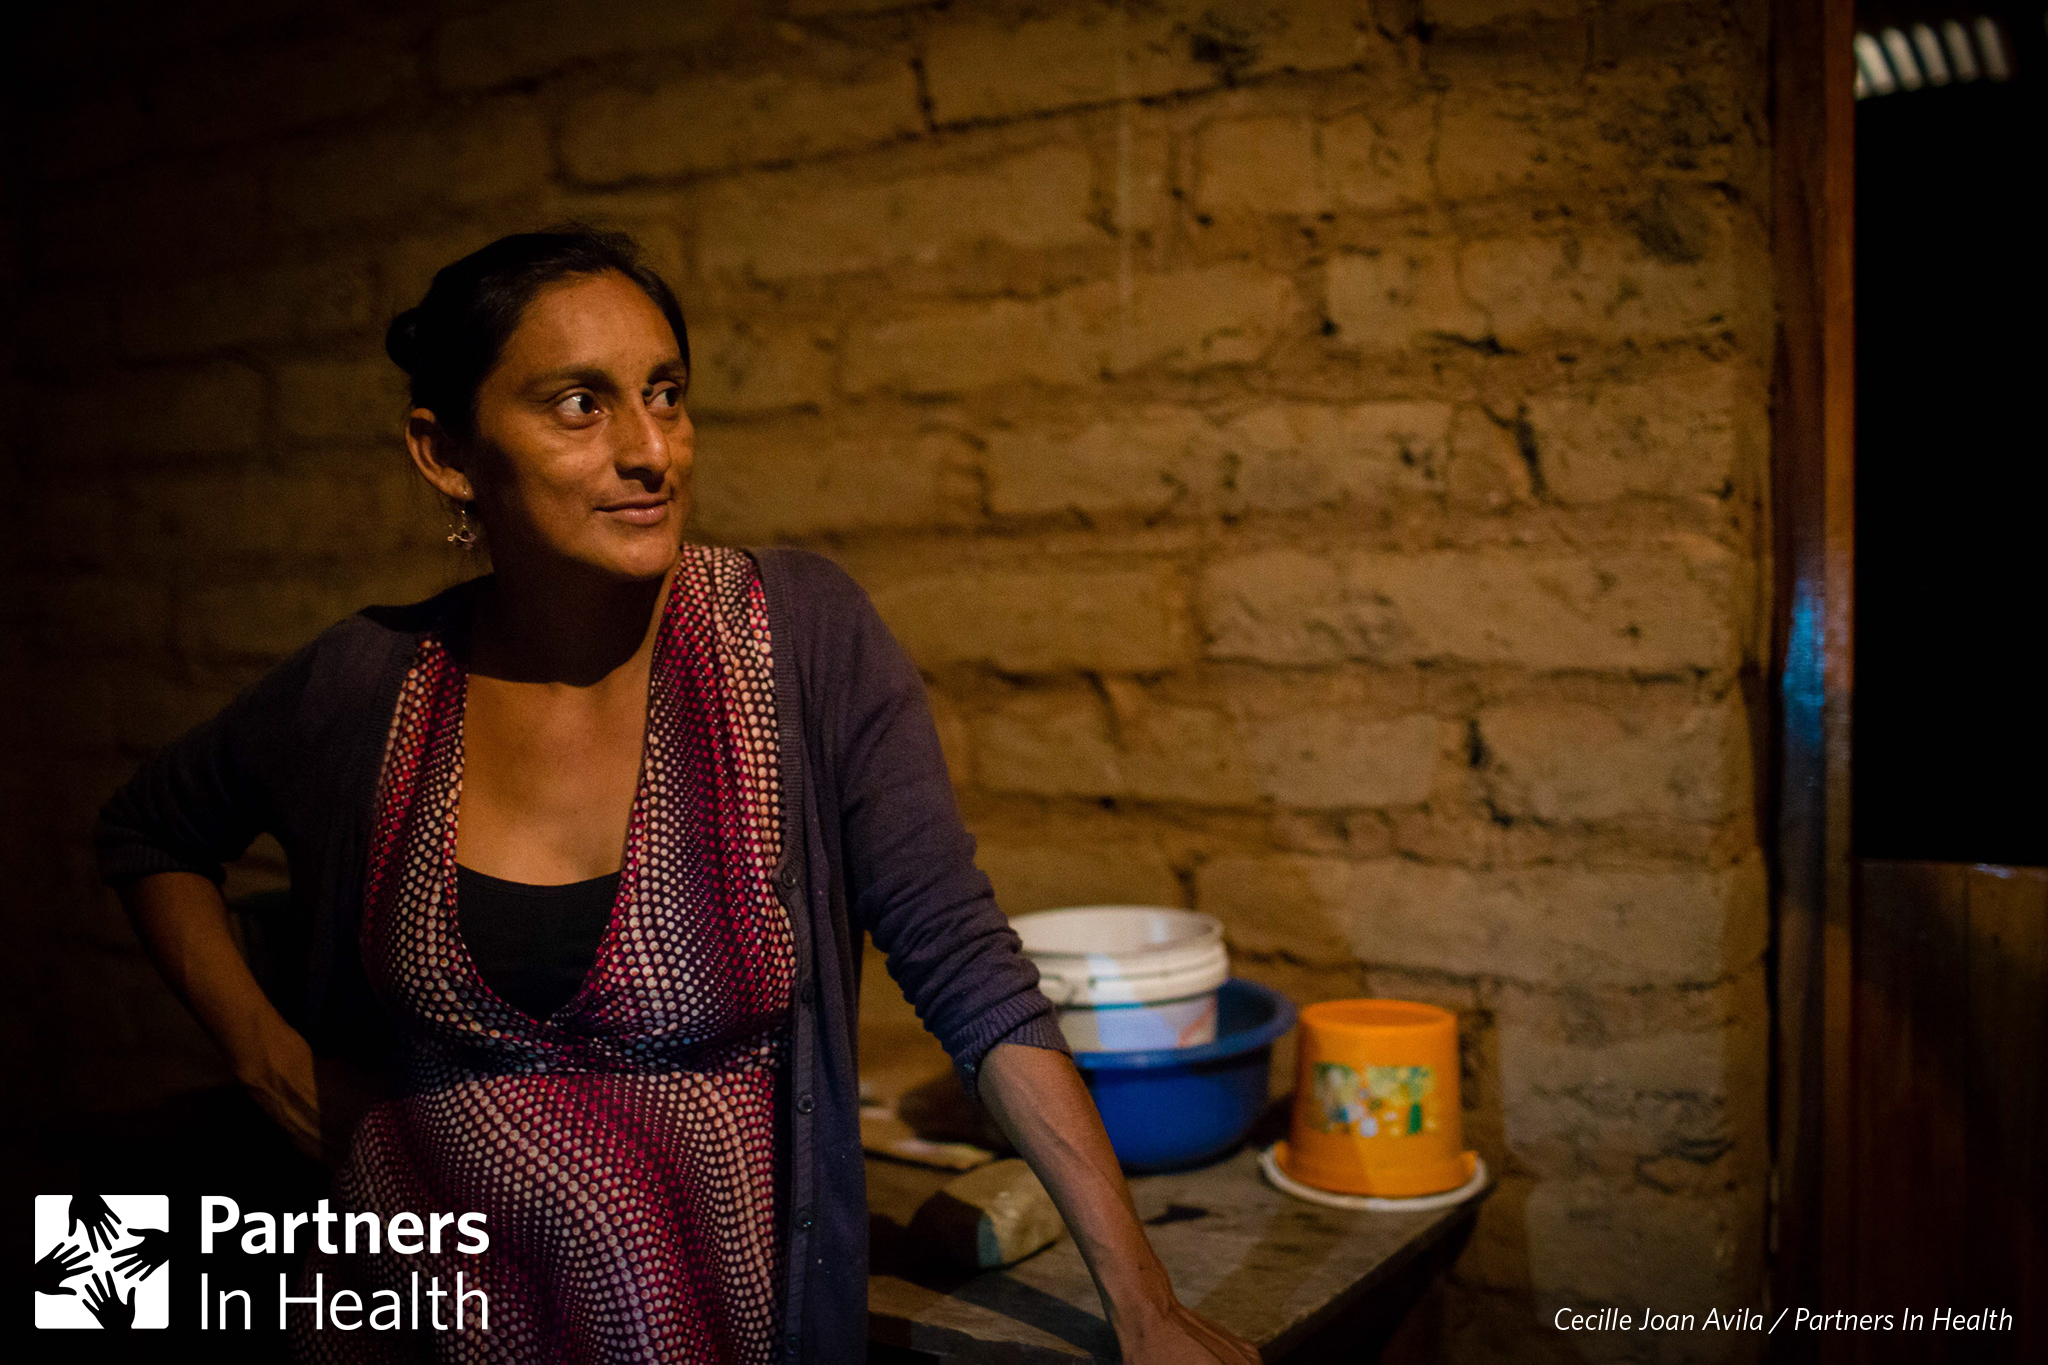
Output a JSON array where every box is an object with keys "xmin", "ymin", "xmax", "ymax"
[{"xmin": 1258, "ymin": 1145, "xmax": 1489, "ymax": 1213}]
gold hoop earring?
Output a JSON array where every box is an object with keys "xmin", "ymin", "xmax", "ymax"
[{"xmin": 446, "ymin": 501, "xmax": 478, "ymax": 549}]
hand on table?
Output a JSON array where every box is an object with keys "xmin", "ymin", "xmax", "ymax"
[
  {"xmin": 31, "ymin": 1242, "xmax": 92, "ymax": 1296},
  {"xmin": 1119, "ymin": 1297, "xmax": 1263, "ymax": 1365},
  {"xmin": 82, "ymin": 1271, "xmax": 136, "ymax": 1329},
  {"xmin": 68, "ymin": 1193, "xmax": 123, "ymax": 1252},
  {"xmin": 975, "ymin": 1044, "xmax": 1262, "ymax": 1365}
]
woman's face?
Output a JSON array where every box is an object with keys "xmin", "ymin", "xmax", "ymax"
[{"xmin": 458, "ymin": 270, "xmax": 692, "ymax": 583}]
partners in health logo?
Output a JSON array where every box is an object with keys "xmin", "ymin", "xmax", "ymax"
[{"xmin": 31, "ymin": 1195, "xmax": 172, "ymax": 1329}]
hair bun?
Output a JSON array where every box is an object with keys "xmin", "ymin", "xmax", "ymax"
[{"xmin": 384, "ymin": 308, "xmax": 424, "ymax": 375}]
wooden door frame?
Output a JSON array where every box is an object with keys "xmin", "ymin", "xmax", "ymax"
[{"xmin": 1767, "ymin": 0, "xmax": 1857, "ymax": 1349}]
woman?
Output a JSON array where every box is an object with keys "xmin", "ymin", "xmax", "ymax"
[{"xmin": 97, "ymin": 229, "xmax": 1258, "ymax": 1365}]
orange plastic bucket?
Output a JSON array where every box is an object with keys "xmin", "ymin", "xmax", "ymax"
[{"xmin": 1276, "ymin": 999, "xmax": 1476, "ymax": 1198}]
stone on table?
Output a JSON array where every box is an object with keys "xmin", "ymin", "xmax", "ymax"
[{"xmin": 908, "ymin": 1158, "xmax": 1067, "ymax": 1271}]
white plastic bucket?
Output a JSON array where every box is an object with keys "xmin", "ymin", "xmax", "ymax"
[{"xmin": 1013, "ymin": 906, "xmax": 1230, "ymax": 1052}]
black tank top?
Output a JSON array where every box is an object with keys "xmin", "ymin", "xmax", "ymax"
[{"xmin": 455, "ymin": 863, "xmax": 621, "ymax": 1020}]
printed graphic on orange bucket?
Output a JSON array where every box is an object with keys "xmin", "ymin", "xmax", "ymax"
[
  {"xmin": 1278, "ymin": 999, "xmax": 1478, "ymax": 1198},
  {"xmin": 1311, "ymin": 1062, "xmax": 1436, "ymax": 1138}
]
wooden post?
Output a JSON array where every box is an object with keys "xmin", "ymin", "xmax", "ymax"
[{"xmin": 1767, "ymin": 0, "xmax": 1856, "ymax": 1355}]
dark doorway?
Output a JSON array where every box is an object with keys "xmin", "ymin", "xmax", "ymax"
[
  {"xmin": 1837, "ymin": 5, "xmax": 2047, "ymax": 1357},
  {"xmin": 1852, "ymin": 4, "xmax": 2047, "ymax": 867}
]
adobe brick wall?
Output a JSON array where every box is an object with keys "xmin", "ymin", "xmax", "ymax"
[{"xmin": 3, "ymin": 1, "xmax": 1772, "ymax": 1357}]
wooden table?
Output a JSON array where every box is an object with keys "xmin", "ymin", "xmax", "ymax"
[{"xmin": 865, "ymin": 1148, "xmax": 1489, "ymax": 1363}]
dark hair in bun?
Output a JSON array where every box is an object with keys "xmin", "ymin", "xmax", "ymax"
[{"xmin": 384, "ymin": 225, "xmax": 689, "ymax": 440}]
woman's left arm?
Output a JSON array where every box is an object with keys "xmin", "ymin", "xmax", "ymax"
[
  {"xmin": 979, "ymin": 1042, "xmax": 1261, "ymax": 1365},
  {"xmin": 778, "ymin": 552, "xmax": 1257, "ymax": 1360}
]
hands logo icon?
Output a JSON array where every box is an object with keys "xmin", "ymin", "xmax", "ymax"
[{"xmin": 32, "ymin": 1196, "xmax": 171, "ymax": 1329}]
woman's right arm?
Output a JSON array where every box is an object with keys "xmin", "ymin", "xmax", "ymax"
[
  {"xmin": 119, "ymin": 871, "xmax": 334, "ymax": 1160},
  {"xmin": 98, "ymin": 629, "xmax": 382, "ymax": 1162}
]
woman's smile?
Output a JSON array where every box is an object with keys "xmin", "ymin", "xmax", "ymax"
[{"xmin": 598, "ymin": 494, "xmax": 670, "ymax": 526}]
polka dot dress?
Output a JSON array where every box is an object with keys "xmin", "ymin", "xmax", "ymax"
[{"xmin": 293, "ymin": 546, "xmax": 795, "ymax": 1364}]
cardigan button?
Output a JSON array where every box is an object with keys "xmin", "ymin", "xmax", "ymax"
[
  {"xmin": 795, "ymin": 1206, "xmax": 814, "ymax": 1231},
  {"xmin": 795, "ymin": 1093, "xmax": 815, "ymax": 1115},
  {"xmin": 799, "ymin": 980, "xmax": 814, "ymax": 1006},
  {"xmin": 776, "ymin": 864, "xmax": 799, "ymax": 891}
]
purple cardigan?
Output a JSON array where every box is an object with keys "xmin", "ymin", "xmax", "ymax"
[{"xmin": 94, "ymin": 546, "xmax": 1068, "ymax": 1363}]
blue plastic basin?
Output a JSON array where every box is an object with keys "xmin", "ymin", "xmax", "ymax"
[{"xmin": 1072, "ymin": 977, "xmax": 1297, "ymax": 1172}]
